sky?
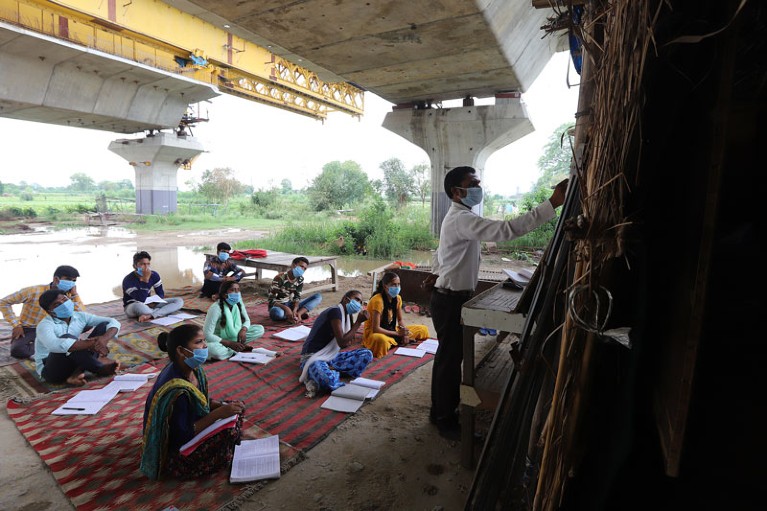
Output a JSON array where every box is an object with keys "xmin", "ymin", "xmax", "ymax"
[{"xmin": 0, "ymin": 52, "xmax": 580, "ymax": 196}]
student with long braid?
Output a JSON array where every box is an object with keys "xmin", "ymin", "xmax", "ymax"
[
  {"xmin": 202, "ymin": 280, "xmax": 264, "ymax": 360},
  {"xmin": 362, "ymin": 271, "xmax": 429, "ymax": 358}
]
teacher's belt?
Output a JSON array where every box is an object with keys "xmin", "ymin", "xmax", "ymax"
[{"xmin": 434, "ymin": 287, "xmax": 473, "ymax": 298}]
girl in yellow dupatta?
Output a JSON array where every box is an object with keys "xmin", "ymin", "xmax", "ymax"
[
  {"xmin": 140, "ymin": 324, "xmax": 245, "ymax": 480},
  {"xmin": 203, "ymin": 281, "xmax": 265, "ymax": 360}
]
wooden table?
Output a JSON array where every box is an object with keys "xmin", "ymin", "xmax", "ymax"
[
  {"xmin": 209, "ymin": 251, "xmax": 339, "ymax": 294},
  {"xmin": 460, "ymin": 281, "xmax": 526, "ymax": 467}
]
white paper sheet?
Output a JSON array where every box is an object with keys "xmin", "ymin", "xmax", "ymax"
[
  {"xmin": 394, "ymin": 347, "xmax": 426, "ymax": 358},
  {"xmin": 230, "ymin": 352, "xmax": 274, "ymax": 364},
  {"xmin": 149, "ymin": 316, "xmax": 184, "ymax": 326},
  {"xmin": 415, "ymin": 339, "xmax": 439, "ymax": 354},
  {"xmin": 230, "ymin": 435, "xmax": 281, "ymax": 483},
  {"xmin": 272, "ymin": 325, "xmax": 312, "ymax": 342}
]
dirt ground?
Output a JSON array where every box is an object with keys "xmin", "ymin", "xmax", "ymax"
[{"xmin": 0, "ymin": 227, "xmax": 537, "ymax": 511}]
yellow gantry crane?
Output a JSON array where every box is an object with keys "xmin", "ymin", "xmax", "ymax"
[{"xmin": 0, "ymin": 0, "xmax": 364, "ymax": 121}]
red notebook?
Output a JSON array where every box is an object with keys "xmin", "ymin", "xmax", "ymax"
[{"xmin": 179, "ymin": 414, "xmax": 238, "ymax": 456}]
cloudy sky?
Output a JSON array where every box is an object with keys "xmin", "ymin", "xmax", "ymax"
[{"xmin": 0, "ymin": 52, "xmax": 579, "ymax": 195}]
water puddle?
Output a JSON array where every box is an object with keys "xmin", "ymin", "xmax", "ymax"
[{"xmin": 2, "ymin": 227, "xmax": 433, "ymax": 307}]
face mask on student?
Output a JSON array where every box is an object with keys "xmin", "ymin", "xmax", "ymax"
[
  {"xmin": 345, "ymin": 299, "xmax": 362, "ymax": 315},
  {"xmin": 292, "ymin": 266, "xmax": 305, "ymax": 278},
  {"xmin": 218, "ymin": 252, "xmax": 230, "ymax": 262},
  {"xmin": 56, "ymin": 279, "xmax": 76, "ymax": 292},
  {"xmin": 136, "ymin": 267, "xmax": 144, "ymax": 277},
  {"xmin": 458, "ymin": 186, "xmax": 483, "ymax": 208},
  {"xmin": 53, "ymin": 299, "xmax": 74, "ymax": 319},
  {"xmin": 387, "ymin": 286, "xmax": 401, "ymax": 298},
  {"xmin": 226, "ymin": 292, "xmax": 241, "ymax": 305},
  {"xmin": 182, "ymin": 346, "xmax": 208, "ymax": 369}
]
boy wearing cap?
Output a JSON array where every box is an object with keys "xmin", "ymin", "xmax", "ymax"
[
  {"xmin": 35, "ymin": 289, "xmax": 120, "ymax": 386},
  {"xmin": 0, "ymin": 265, "xmax": 84, "ymax": 359}
]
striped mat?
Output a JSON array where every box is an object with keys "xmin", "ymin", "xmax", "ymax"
[
  {"xmin": 7, "ymin": 335, "xmax": 433, "ymax": 510},
  {"xmin": 0, "ymin": 292, "xmax": 311, "ymax": 394}
]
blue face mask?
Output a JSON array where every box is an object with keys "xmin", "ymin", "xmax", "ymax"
[
  {"xmin": 182, "ymin": 346, "xmax": 208, "ymax": 369},
  {"xmin": 345, "ymin": 299, "xmax": 362, "ymax": 315},
  {"xmin": 387, "ymin": 286, "xmax": 401, "ymax": 298},
  {"xmin": 136, "ymin": 267, "xmax": 144, "ymax": 277},
  {"xmin": 458, "ymin": 186, "xmax": 483, "ymax": 208},
  {"xmin": 53, "ymin": 299, "xmax": 75, "ymax": 319},
  {"xmin": 218, "ymin": 252, "xmax": 230, "ymax": 262},
  {"xmin": 56, "ymin": 279, "xmax": 76, "ymax": 292},
  {"xmin": 226, "ymin": 292, "xmax": 241, "ymax": 305},
  {"xmin": 292, "ymin": 266, "xmax": 305, "ymax": 278}
]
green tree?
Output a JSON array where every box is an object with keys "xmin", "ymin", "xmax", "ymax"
[
  {"xmin": 0, "ymin": 181, "xmax": 4, "ymax": 195},
  {"xmin": 380, "ymin": 157, "xmax": 413, "ymax": 209},
  {"xmin": 308, "ymin": 160, "xmax": 370, "ymax": 211},
  {"xmin": 411, "ymin": 162, "xmax": 431, "ymax": 206},
  {"xmin": 280, "ymin": 179, "xmax": 293, "ymax": 194},
  {"xmin": 117, "ymin": 179, "xmax": 134, "ymax": 191},
  {"xmin": 534, "ymin": 122, "xmax": 574, "ymax": 190},
  {"xmin": 69, "ymin": 173, "xmax": 95, "ymax": 192},
  {"xmin": 197, "ymin": 167, "xmax": 244, "ymax": 204}
]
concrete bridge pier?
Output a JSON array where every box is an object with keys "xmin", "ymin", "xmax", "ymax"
[
  {"xmin": 108, "ymin": 133, "xmax": 204, "ymax": 215},
  {"xmin": 383, "ymin": 94, "xmax": 535, "ymax": 234}
]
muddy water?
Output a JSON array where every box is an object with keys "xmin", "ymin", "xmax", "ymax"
[{"xmin": 1, "ymin": 226, "xmax": 432, "ymax": 308}]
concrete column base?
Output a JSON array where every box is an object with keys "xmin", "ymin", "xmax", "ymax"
[
  {"xmin": 108, "ymin": 133, "xmax": 204, "ymax": 215},
  {"xmin": 383, "ymin": 96, "xmax": 534, "ymax": 234}
]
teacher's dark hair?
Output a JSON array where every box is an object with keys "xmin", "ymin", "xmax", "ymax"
[
  {"xmin": 158, "ymin": 323, "xmax": 201, "ymax": 361},
  {"xmin": 443, "ymin": 166, "xmax": 475, "ymax": 196}
]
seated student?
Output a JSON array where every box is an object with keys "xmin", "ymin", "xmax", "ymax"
[
  {"xmin": 200, "ymin": 242, "xmax": 246, "ymax": 299},
  {"xmin": 299, "ymin": 290, "xmax": 373, "ymax": 396},
  {"xmin": 34, "ymin": 289, "xmax": 120, "ymax": 386},
  {"xmin": 122, "ymin": 251, "xmax": 184, "ymax": 322},
  {"xmin": 140, "ymin": 324, "xmax": 245, "ymax": 480},
  {"xmin": 0, "ymin": 265, "xmax": 84, "ymax": 359},
  {"xmin": 268, "ymin": 256, "xmax": 322, "ymax": 323},
  {"xmin": 202, "ymin": 281, "xmax": 265, "ymax": 360},
  {"xmin": 362, "ymin": 271, "xmax": 429, "ymax": 358}
]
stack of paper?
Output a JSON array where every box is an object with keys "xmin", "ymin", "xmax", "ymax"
[
  {"xmin": 144, "ymin": 295, "xmax": 167, "ymax": 305},
  {"xmin": 321, "ymin": 384, "xmax": 372, "ymax": 413},
  {"xmin": 321, "ymin": 377, "xmax": 386, "ymax": 413},
  {"xmin": 272, "ymin": 325, "xmax": 312, "ymax": 342},
  {"xmin": 52, "ymin": 386, "xmax": 120, "ymax": 415},
  {"xmin": 230, "ymin": 348, "xmax": 278, "ymax": 365},
  {"xmin": 103, "ymin": 372, "xmax": 158, "ymax": 392},
  {"xmin": 349, "ymin": 377, "xmax": 386, "ymax": 399},
  {"xmin": 150, "ymin": 312, "xmax": 198, "ymax": 326},
  {"xmin": 230, "ymin": 435, "xmax": 281, "ymax": 483},
  {"xmin": 393, "ymin": 347, "xmax": 426, "ymax": 358},
  {"xmin": 416, "ymin": 338, "xmax": 439, "ymax": 354}
]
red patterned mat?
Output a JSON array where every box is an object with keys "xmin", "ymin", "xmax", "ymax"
[
  {"xmin": 0, "ymin": 291, "xmax": 296, "ymax": 393},
  {"xmin": 7, "ymin": 362, "xmax": 303, "ymax": 511},
  {"xmin": 7, "ymin": 336, "xmax": 433, "ymax": 510}
]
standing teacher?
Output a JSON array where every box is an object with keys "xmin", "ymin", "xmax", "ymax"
[{"xmin": 424, "ymin": 166, "xmax": 568, "ymax": 439}]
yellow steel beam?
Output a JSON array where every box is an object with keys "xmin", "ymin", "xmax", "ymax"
[{"xmin": 0, "ymin": 0, "xmax": 364, "ymax": 120}]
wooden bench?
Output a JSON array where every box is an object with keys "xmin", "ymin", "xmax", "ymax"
[{"xmin": 209, "ymin": 251, "xmax": 339, "ymax": 295}]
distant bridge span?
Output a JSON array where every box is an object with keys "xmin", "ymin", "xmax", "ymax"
[{"xmin": 0, "ymin": 0, "xmax": 569, "ymax": 225}]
